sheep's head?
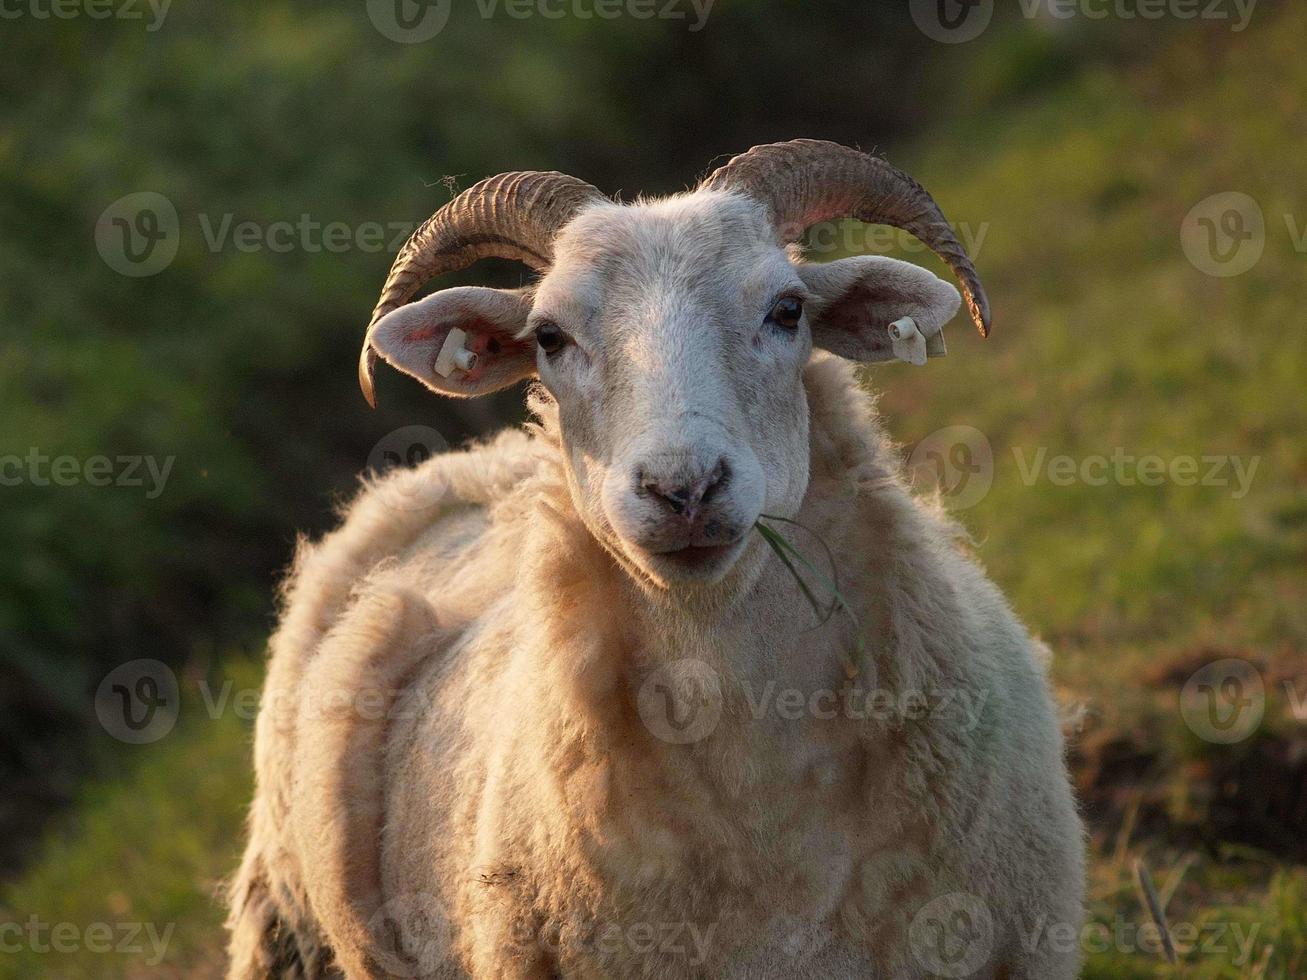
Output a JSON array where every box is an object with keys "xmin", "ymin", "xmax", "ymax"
[{"xmin": 360, "ymin": 141, "xmax": 990, "ymax": 591}]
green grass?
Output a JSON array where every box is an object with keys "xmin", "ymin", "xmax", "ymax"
[
  {"xmin": 4, "ymin": 8, "xmax": 1305, "ymax": 978},
  {"xmin": 0, "ymin": 660, "xmax": 258, "ymax": 979},
  {"xmin": 876, "ymin": 10, "xmax": 1307, "ymax": 976}
]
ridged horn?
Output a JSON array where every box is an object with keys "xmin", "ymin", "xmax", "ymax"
[
  {"xmin": 702, "ymin": 139, "xmax": 991, "ymax": 337},
  {"xmin": 359, "ymin": 170, "xmax": 605, "ymax": 406}
]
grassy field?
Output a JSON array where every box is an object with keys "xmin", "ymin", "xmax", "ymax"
[{"xmin": 2, "ymin": 9, "xmax": 1304, "ymax": 979}]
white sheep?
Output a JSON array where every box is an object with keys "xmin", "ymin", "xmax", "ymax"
[{"xmin": 226, "ymin": 140, "xmax": 1085, "ymax": 979}]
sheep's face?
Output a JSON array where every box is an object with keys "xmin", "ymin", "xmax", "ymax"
[
  {"xmin": 369, "ymin": 190, "xmax": 962, "ymax": 591},
  {"xmin": 531, "ymin": 194, "xmax": 808, "ymax": 588}
]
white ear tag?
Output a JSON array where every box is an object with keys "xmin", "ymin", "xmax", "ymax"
[
  {"xmin": 888, "ymin": 317, "xmax": 927, "ymax": 366},
  {"xmin": 888, "ymin": 317, "xmax": 947, "ymax": 366},
  {"xmin": 433, "ymin": 328, "xmax": 479, "ymax": 378}
]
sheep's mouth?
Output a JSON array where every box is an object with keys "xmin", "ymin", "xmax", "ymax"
[{"xmin": 643, "ymin": 536, "xmax": 748, "ymax": 581}]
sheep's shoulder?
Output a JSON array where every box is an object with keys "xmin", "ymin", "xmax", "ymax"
[
  {"xmin": 277, "ymin": 427, "xmax": 533, "ymax": 639},
  {"xmin": 242, "ymin": 426, "xmax": 543, "ymax": 971}
]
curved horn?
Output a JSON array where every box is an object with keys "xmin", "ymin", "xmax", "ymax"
[
  {"xmin": 702, "ymin": 139, "xmax": 991, "ymax": 337},
  {"xmin": 359, "ymin": 170, "xmax": 605, "ymax": 406}
]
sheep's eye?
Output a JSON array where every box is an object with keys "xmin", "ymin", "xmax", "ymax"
[
  {"xmin": 535, "ymin": 322, "xmax": 568, "ymax": 356},
  {"xmin": 767, "ymin": 296, "xmax": 804, "ymax": 330}
]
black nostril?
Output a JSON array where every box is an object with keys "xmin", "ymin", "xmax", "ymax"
[
  {"xmin": 638, "ymin": 458, "xmax": 730, "ymax": 518},
  {"xmin": 701, "ymin": 458, "xmax": 729, "ymax": 504},
  {"xmin": 641, "ymin": 477, "xmax": 692, "ymax": 515},
  {"xmin": 663, "ymin": 488, "xmax": 691, "ymax": 514}
]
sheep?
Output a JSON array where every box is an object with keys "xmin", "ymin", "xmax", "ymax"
[{"xmin": 226, "ymin": 139, "xmax": 1086, "ymax": 979}]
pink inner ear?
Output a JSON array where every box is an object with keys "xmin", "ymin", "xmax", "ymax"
[
  {"xmin": 828, "ymin": 279, "xmax": 918, "ymax": 334},
  {"xmin": 401, "ymin": 315, "xmax": 504, "ymax": 346},
  {"xmin": 402, "ymin": 324, "xmax": 443, "ymax": 343},
  {"xmin": 403, "ymin": 315, "xmax": 531, "ymax": 385}
]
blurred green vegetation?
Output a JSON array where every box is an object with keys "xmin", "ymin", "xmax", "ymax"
[
  {"xmin": 0, "ymin": 0, "xmax": 966, "ymax": 868},
  {"xmin": 2, "ymin": 0, "xmax": 1305, "ymax": 977},
  {"xmin": 0, "ymin": 660, "xmax": 259, "ymax": 979}
]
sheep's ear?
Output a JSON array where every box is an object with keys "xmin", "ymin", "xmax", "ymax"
[
  {"xmin": 798, "ymin": 255, "xmax": 961, "ymax": 364},
  {"xmin": 367, "ymin": 286, "xmax": 536, "ymax": 397}
]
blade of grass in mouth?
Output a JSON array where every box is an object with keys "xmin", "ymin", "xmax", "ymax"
[{"xmin": 754, "ymin": 515, "xmax": 865, "ymax": 678}]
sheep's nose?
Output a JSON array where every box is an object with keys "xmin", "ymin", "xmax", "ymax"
[{"xmin": 639, "ymin": 458, "xmax": 729, "ymax": 522}]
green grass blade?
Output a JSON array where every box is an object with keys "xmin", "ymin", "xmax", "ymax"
[{"xmin": 754, "ymin": 516, "xmax": 866, "ymax": 675}]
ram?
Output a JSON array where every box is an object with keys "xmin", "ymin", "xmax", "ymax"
[{"xmin": 226, "ymin": 140, "xmax": 1085, "ymax": 979}]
